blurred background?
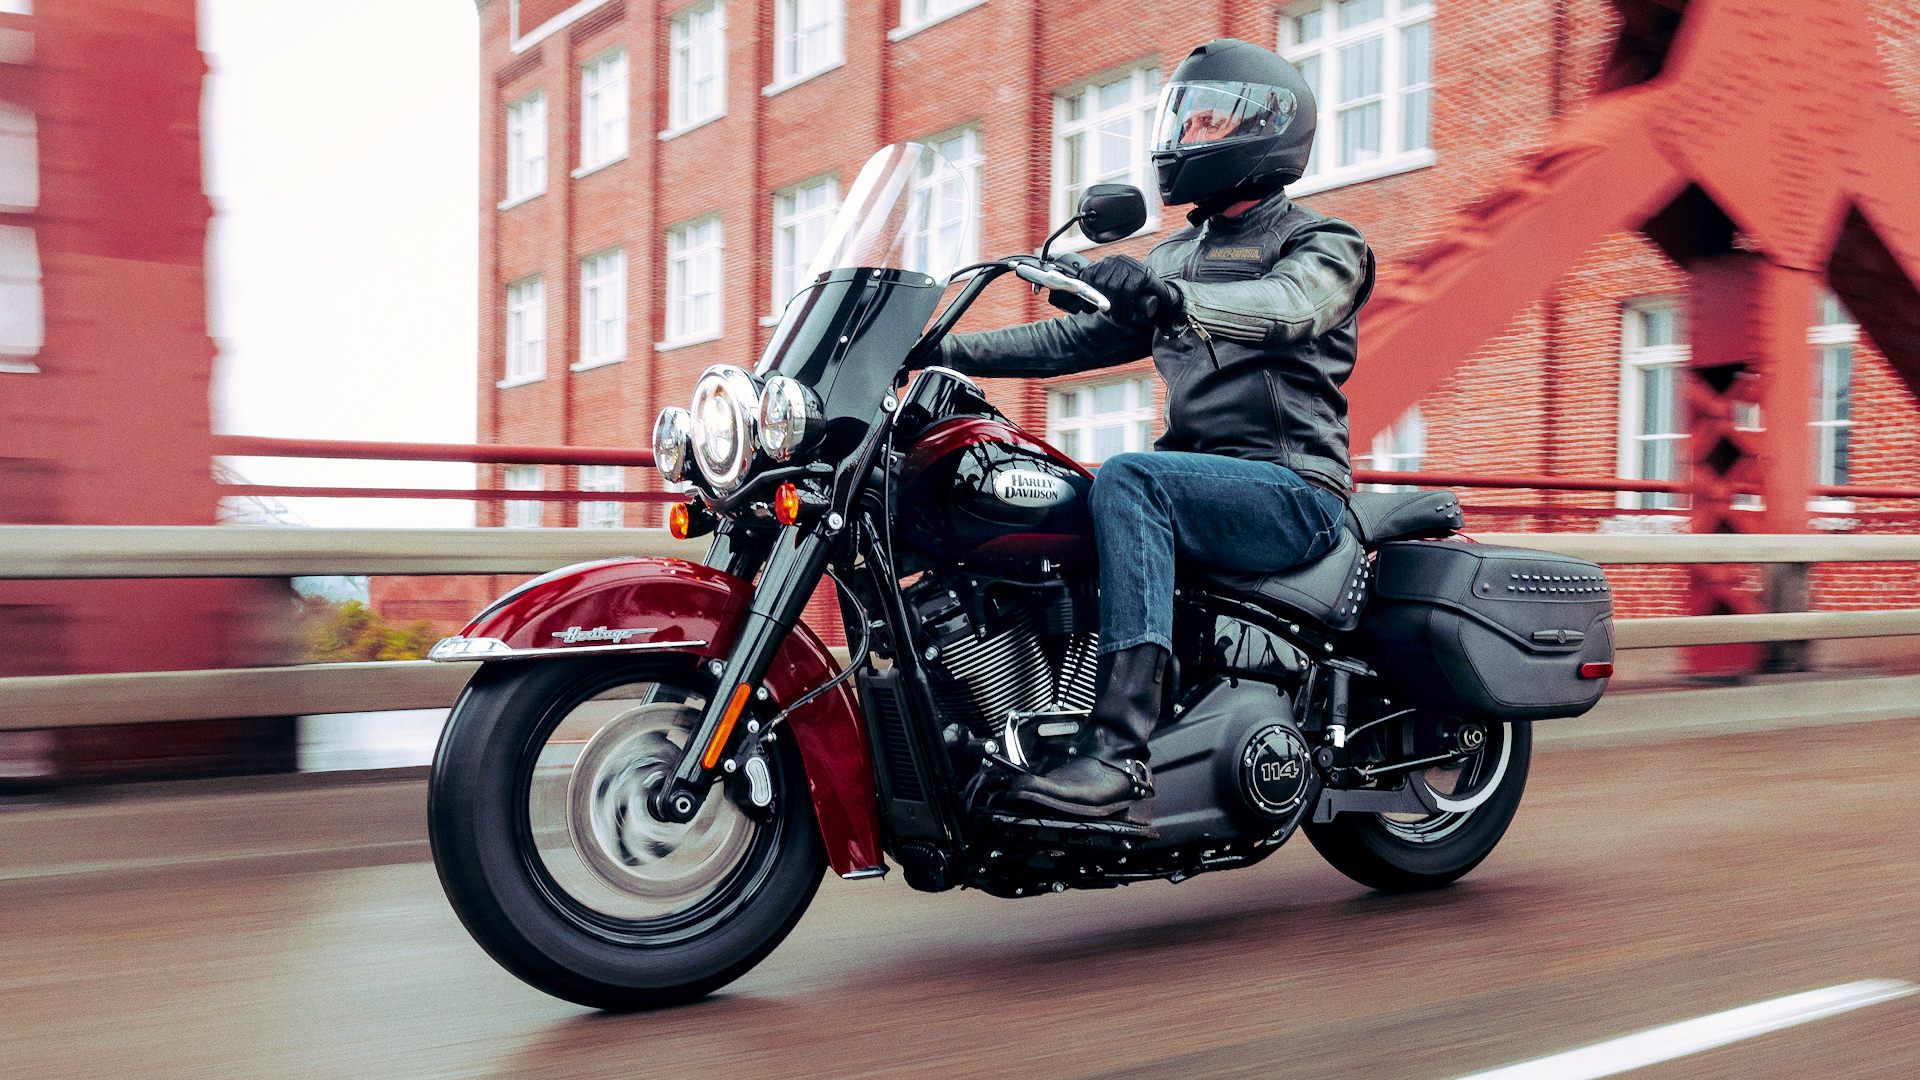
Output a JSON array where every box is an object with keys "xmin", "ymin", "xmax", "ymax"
[{"xmin": 2, "ymin": 1, "xmax": 1918, "ymax": 1077}]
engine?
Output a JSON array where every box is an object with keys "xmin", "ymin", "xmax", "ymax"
[{"xmin": 903, "ymin": 571, "xmax": 1099, "ymax": 746}]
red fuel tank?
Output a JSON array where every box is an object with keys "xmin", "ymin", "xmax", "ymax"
[{"xmin": 893, "ymin": 416, "xmax": 1096, "ymax": 567}]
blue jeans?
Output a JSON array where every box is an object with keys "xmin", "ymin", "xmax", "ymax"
[{"xmin": 1089, "ymin": 451, "xmax": 1347, "ymax": 655}]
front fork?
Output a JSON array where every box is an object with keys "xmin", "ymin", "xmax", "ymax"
[{"xmin": 651, "ymin": 522, "xmax": 834, "ymax": 823}]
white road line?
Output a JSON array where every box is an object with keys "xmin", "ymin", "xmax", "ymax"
[{"xmin": 1455, "ymin": 979, "xmax": 1920, "ymax": 1080}]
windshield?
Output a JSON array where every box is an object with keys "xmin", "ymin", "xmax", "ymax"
[{"xmin": 807, "ymin": 142, "xmax": 976, "ymax": 283}]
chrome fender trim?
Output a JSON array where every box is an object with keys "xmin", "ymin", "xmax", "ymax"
[{"xmin": 428, "ymin": 636, "xmax": 711, "ymax": 663}]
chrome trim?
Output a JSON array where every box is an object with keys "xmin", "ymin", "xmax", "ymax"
[
  {"xmin": 428, "ymin": 635, "xmax": 710, "ymax": 663},
  {"xmin": 839, "ymin": 866, "xmax": 889, "ymax": 881},
  {"xmin": 915, "ymin": 365, "xmax": 981, "ymax": 394}
]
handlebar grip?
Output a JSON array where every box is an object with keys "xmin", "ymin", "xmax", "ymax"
[{"xmin": 1013, "ymin": 261, "xmax": 1111, "ymax": 314}]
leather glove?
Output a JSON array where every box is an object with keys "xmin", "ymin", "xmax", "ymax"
[{"xmin": 1079, "ymin": 254, "xmax": 1181, "ymax": 328}]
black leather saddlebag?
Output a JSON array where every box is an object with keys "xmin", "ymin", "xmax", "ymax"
[{"xmin": 1359, "ymin": 541, "xmax": 1614, "ymax": 721}]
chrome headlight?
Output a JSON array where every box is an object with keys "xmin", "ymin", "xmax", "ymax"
[
  {"xmin": 757, "ymin": 375, "xmax": 822, "ymax": 462},
  {"xmin": 652, "ymin": 407, "xmax": 692, "ymax": 483},
  {"xmin": 688, "ymin": 365, "xmax": 759, "ymax": 490}
]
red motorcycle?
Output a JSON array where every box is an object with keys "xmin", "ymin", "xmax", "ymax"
[{"xmin": 427, "ymin": 143, "xmax": 1615, "ymax": 1009}]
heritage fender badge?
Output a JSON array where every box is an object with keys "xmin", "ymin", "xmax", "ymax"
[
  {"xmin": 992, "ymin": 469, "xmax": 1071, "ymax": 507},
  {"xmin": 550, "ymin": 626, "xmax": 655, "ymax": 644}
]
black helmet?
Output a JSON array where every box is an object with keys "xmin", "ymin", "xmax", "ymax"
[{"xmin": 1151, "ymin": 38, "xmax": 1317, "ymax": 207}]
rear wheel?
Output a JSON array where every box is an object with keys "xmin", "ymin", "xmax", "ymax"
[
  {"xmin": 1304, "ymin": 720, "xmax": 1529, "ymax": 892},
  {"xmin": 429, "ymin": 656, "xmax": 824, "ymax": 1010}
]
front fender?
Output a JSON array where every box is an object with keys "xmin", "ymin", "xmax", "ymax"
[{"xmin": 447, "ymin": 557, "xmax": 884, "ymax": 878}]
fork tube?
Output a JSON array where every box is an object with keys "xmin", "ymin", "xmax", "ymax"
[{"xmin": 655, "ymin": 524, "xmax": 833, "ymax": 822}]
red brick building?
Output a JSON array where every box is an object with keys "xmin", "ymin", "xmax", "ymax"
[
  {"xmin": 469, "ymin": 0, "xmax": 1920, "ymax": 620},
  {"xmin": 0, "ymin": 0, "xmax": 295, "ymax": 782}
]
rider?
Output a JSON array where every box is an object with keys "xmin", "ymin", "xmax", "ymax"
[{"xmin": 939, "ymin": 38, "xmax": 1374, "ymax": 827}]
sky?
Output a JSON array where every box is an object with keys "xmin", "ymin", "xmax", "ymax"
[{"xmin": 202, "ymin": 0, "xmax": 481, "ymax": 528}]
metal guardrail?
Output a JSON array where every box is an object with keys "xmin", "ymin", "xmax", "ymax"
[
  {"xmin": 0, "ymin": 526, "xmax": 690, "ymax": 579},
  {"xmin": 4, "ymin": 526, "xmax": 1920, "ymax": 579},
  {"xmin": 1, "ymin": 526, "xmax": 1917, "ymax": 729}
]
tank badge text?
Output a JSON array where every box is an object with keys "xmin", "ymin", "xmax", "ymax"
[{"xmin": 993, "ymin": 470, "xmax": 1072, "ymax": 507}]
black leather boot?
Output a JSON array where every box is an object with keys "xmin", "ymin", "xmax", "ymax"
[{"xmin": 1005, "ymin": 643, "xmax": 1167, "ymax": 825}]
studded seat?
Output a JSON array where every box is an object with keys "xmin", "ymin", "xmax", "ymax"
[
  {"xmin": 1347, "ymin": 489, "xmax": 1465, "ymax": 546},
  {"xmin": 1194, "ymin": 529, "xmax": 1371, "ymax": 633}
]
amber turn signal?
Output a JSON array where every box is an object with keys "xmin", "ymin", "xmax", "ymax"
[
  {"xmin": 700, "ymin": 683, "xmax": 754, "ymax": 769},
  {"xmin": 1579, "ymin": 662, "xmax": 1614, "ymax": 679},
  {"xmin": 668, "ymin": 502, "xmax": 692, "ymax": 539},
  {"xmin": 773, "ymin": 482, "xmax": 803, "ymax": 526}
]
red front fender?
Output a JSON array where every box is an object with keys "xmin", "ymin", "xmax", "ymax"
[{"xmin": 453, "ymin": 557, "xmax": 884, "ymax": 877}]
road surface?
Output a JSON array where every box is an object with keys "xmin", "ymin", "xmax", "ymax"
[{"xmin": 3, "ymin": 718, "xmax": 1917, "ymax": 1078}]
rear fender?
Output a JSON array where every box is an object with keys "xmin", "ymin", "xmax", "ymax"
[{"xmin": 442, "ymin": 557, "xmax": 883, "ymax": 877}]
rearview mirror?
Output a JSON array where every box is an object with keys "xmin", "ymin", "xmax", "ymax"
[{"xmin": 1077, "ymin": 184, "xmax": 1149, "ymax": 245}]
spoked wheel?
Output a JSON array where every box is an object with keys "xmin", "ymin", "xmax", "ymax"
[
  {"xmin": 429, "ymin": 657, "xmax": 824, "ymax": 1010},
  {"xmin": 1304, "ymin": 719, "xmax": 1530, "ymax": 892}
]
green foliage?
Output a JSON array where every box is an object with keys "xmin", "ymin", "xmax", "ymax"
[{"xmin": 299, "ymin": 598, "xmax": 437, "ymax": 663}]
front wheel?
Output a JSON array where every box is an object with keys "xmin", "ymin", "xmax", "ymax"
[
  {"xmin": 429, "ymin": 656, "xmax": 825, "ymax": 1010},
  {"xmin": 1304, "ymin": 720, "xmax": 1530, "ymax": 892}
]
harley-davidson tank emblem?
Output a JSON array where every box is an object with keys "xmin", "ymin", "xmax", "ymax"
[
  {"xmin": 550, "ymin": 626, "xmax": 654, "ymax": 644},
  {"xmin": 992, "ymin": 469, "xmax": 1071, "ymax": 507}
]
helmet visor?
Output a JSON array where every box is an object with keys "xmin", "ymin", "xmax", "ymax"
[{"xmin": 1152, "ymin": 80, "xmax": 1300, "ymax": 152}]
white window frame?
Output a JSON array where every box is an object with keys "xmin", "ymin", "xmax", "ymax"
[
  {"xmin": 771, "ymin": 175, "xmax": 839, "ymax": 317},
  {"xmin": 1617, "ymin": 296, "xmax": 1689, "ymax": 512},
  {"xmin": 503, "ymin": 91, "xmax": 548, "ymax": 207},
  {"xmin": 576, "ymin": 249, "xmax": 627, "ymax": 369},
  {"xmin": 1810, "ymin": 291, "xmax": 1859, "ymax": 510},
  {"xmin": 890, "ymin": 0, "xmax": 985, "ymax": 41},
  {"xmin": 665, "ymin": 1, "xmax": 727, "ymax": 137},
  {"xmin": 662, "ymin": 216, "xmax": 723, "ymax": 347},
  {"xmin": 907, "ymin": 125, "xmax": 981, "ymax": 276},
  {"xmin": 502, "ymin": 276, "xmax": 547, "ymax": 386},
  {"xmin": 1051, "ymin": 64, "xmax": 1162, "ymax": 247},
  {"xmin": 1279, "ymin": 0, "xmax": 1435, "ymax": 197},
  {"xmin": 577, "ymin": 48, "xmax": 629, "ymax": 176},
  {"xmin": 577, "ymin": 465, "xmax": 625, "ymax": 529},
  {"xmin": 0, "ymin": 1, "xmax": 30, "ymax": 15},
  {"xmin": 503, "ymin": 465, "xmax": 544, "ymax": 529},
  {"xmin": 1047, "ymin": 375, "xmax": 1156, "ymax": 465},
  {"xmin": 1355, "ymin": 406, "xmax": 1425, "ymax": 491},
  {"xmin": 0, "ymin": 223, "xmax": 41, "ymax": 371},
  {"xmin": 0, "ymin": 101, "xmax": 36, "ymax": 213},
  {"xmin": 769, "ymin": 0, "xmax": 844, "ymax": 92}
]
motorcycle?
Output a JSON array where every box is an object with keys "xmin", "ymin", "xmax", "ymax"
[{"xmin": 426, "ymin": 142, "xmax": 1616, "ymax": 1010}]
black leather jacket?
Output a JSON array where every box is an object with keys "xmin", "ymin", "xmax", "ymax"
[{"xmin": 940, "ymin": 191, "xmax": 1374, "ymax": 495}]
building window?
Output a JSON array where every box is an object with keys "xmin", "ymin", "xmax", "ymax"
[
  {"xmin": 898, "ymin": 0, "xmax": 978, "ymax": 33},
  {"xmin": 1811, "ymin": 291, "xmax": 1858, "ymax": 491},
  {"xmin": 1280, "ymin": 0, "xmax": 1433, "ymax": 191},
  {"xmin": 1049, "ymin": 376, "xmax": 1155, "ymax": 464},
  {"xmin": 0, "ymin": 224, "xmax": 40, "ymax": 369},
  {"xmin": 1618, "ymin": 297, "xmax": 1688, "ymax": 510},
  {"xmin": 504, "ymin": 91, "xmax": 547, "ymax": 204},
  {"xmin": 665, "ymin": 216, "xmax": 723, "ymax": 343},
  {"xmin": 1052, "ymin": 65, "xmax": 1161, "ymax": 238},
  {"xmin": 579, "ymin": 49, "xmax": 629, "ymax": 172},
  {"xmin": 578, "ymin": 249, "xmax": 626, "ymax": 367},
  {"xmin": 503, "ymin": 465, "xmax": 543, "ymax": 528},
  {"xmin": 668, "ymin": 0, "xmax": 727, "ymax": 132},
  {"xmin": 504, "ymin": 276, "xmax": 546, "ymax": 384},
  {"xmin": 774, "ymin": 0, "xmax": 843, "ymax": 86},
  {"xmin": 907, "ymin": 126, "xmax": 981, "ymax": 277},
  {"xmin": 1355, "ymin": 406, "xmax": 1425, "ymax": 491},
  {"xmin": 578, "ymin": 465, "xmax": 624, "ymax": 529},
  {"xmin": 0, "ymin": 102, "xmax": 36, "ymax": 212},
  {"xmin": 772, "ymin": 176, "xmax": 838, "ymax": 313}
]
